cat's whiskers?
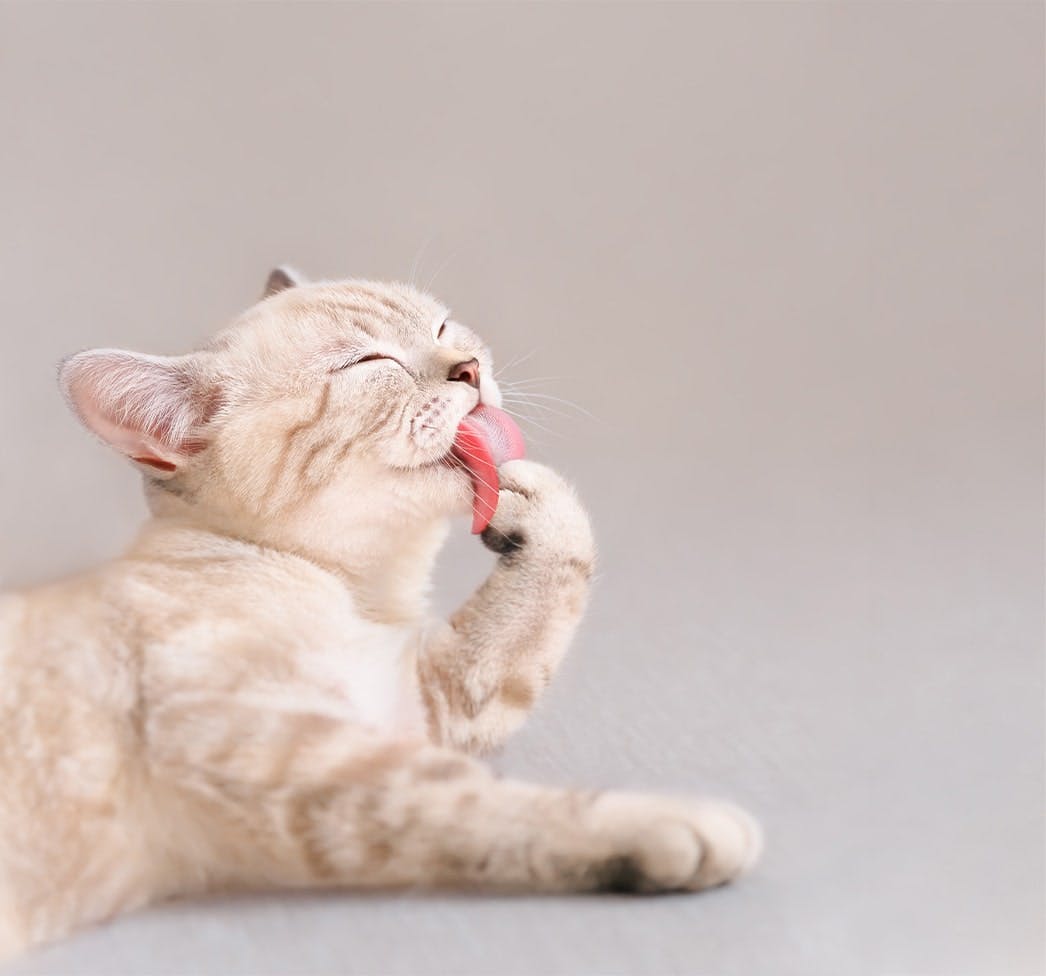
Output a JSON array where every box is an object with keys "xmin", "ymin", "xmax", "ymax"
[
  {"xmin": 424, "ymin": 249, "xmax": 458, "ymax": 293},
  {"xmin": 434, "ymin": 445, "xmax": 528, "ymax": 547},
  {"xmin": 494, "ymin": 349, "xmax": 539, "ymax": 379},
  {"xmin": 499, "ymin": 376, "xmax": 564, "ymax": 388},
  {"xmin": 409, "ymin": 235, "xmax": 435, "ymax": 288},
  {"xmin": 500, "ymin": 396, "xmax": 573, "ymax": 420},
  {"xmin": 446, "ymin": 446, "xmax": 504, "ymax": 497},
  {"xmin": 501, "ymin": 390, "xmax": 598, "ymax": 422},
  {"xmin": 497, "ymin": 406, "xmax": 561, "ymax": 440}
]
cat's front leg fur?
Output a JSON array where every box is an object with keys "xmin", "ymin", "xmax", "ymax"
[
  {"xmin": 156, "ymin": 725, "xmax": 760, "ymax": 898},
  {"xmin": 418, "ymin": 459, "xmax": 595, "ymax": 754},
  {"xmin": 275, "ymin": 747, "xmax": 762, "ymax": 895}
]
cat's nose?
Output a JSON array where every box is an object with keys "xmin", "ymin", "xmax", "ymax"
[{"xmin": 447, "ymin": 358, "xmax": 480, "ymax": 389}]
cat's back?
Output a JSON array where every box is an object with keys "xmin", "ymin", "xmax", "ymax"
[
  {"xmin": 0, "ymin": 566, "xmax": 188, "ymax": 958},
  {"xmin": 0, "ymin": 571, "xmax": 139, "ymax": 701},
  {"xmin": 0, "ymin": 572, "xmax": 144, "ymax": 808}
]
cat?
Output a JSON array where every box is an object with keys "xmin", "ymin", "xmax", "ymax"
[{"xmin": 0, "ymin": 268, "xmax": 761, "ymax": 959}]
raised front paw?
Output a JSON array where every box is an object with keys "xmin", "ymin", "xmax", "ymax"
[{"xmin": 480, "ymin": 459, "xmax": 595, "ymax": 568}]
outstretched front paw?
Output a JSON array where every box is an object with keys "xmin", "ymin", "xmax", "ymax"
[
  {"xmin": 480, "ymin": 460, "xmax": 595, "ymax": 569},
  {"xmin": 590, "ymin": 796, "xmax": 763, "ymax": 893}
]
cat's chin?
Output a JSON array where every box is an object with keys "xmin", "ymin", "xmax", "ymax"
[{"xmin": 393, "ymin": 457, "xmax": 474, "ymax": 521}]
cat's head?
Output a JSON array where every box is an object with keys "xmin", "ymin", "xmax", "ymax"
[{"xmin": 60, "ymin": 269, "xmax": 500, "ymax": 544}]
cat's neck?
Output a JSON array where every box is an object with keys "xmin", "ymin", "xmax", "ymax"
[
  {"xmin": 281, "ymin": 514, "xmax": 451, "ymax": 625},
  {"xmin": 140, "ymin": 484, "xmax": 451, "ymax": 626}
]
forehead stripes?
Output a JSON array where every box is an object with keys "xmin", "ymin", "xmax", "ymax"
[{"xmin": 288, "ymin": 286, "xmax": 440, "ymax": 341}]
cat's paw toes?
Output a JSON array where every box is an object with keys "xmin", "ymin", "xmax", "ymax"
[
  {"xmin": 679, "ymin": 800, "xmax": 763, "ymax": 889},
  {"xmin": 597, "ymin": 798, "xmax": 762, "ymax": 893}
]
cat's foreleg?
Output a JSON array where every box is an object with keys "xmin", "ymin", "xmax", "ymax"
[
  {"xmin": 187, "ymin": 736, "xmax": 760, "ymax": 895},
  {"xmin": 418, "ymin": 460, "xmax": 594, "ymax": 754}
]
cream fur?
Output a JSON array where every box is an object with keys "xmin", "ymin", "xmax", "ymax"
[{"xmin": 0, "ymin": 273, "xmax": 761, "ymax": 960}]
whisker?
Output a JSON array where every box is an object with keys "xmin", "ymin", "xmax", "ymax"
[
  {"xmin": 446, "ymin": 447, "xmax": 504, "ymax": 496},
  {"xmin": 425, "ymin": 248, "xmax": 458, "ymax": 292},
  {"xmin": 500, "ymin": 396, "xmax": 582, "ymax": 425},
  {"xmin": 409, "ymin": 235, "xmax": 435, "ymax": 288},
  {"xmin": 495, "ymin": 350, "xmax": 540, "ymax": 378},
  {"xmin": 498, "ymin": 405, "xmax": 562, "ymax": 439},
  {"xmin": 498, "ymin": 377, "xmax": 565, "ymax": 392},
  {"xmin": 499, "ymin": 375, "xmax": 564, "ymax": 387},
  {"xmin": 501, "ymin": 390, "xmax": 599, "ymax": 421},
  {"xmin": 500, "ymin": 395, "xmax": 573, "ymax": 418}
]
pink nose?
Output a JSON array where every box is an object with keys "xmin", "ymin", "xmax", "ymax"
[{"xmin": 448, "ymin": 358, "xmax": 480, "ymax": 389}]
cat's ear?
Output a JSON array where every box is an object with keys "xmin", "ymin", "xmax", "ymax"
[
  {"xmin": 59, "ymin": 350, "xmax": 217, "ymax": 475},
  {"xmin": 263, "ymin": 266, "xmax": 306, "ymax": 298}
]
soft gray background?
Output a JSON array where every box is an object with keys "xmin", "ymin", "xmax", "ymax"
[{"xmin": 1, "ymin": 2, "xmax": 1042, "ymax": 974}]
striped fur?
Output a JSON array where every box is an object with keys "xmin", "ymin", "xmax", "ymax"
[{"xmin": 0, "ymin": 273, "xmax": 760, "ymax": 960}]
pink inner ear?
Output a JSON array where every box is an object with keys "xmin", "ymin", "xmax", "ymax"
[{"xmin": 133, "ymin": 456, "xmax": 178, "ymax": 472}]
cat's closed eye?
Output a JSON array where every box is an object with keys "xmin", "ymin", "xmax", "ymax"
[{"xmin": 333, "ymin": 353, "xmax": 396, "ymax": 373}]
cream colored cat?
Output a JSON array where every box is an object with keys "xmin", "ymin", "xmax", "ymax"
[{"xmin": 0, "ymin": 269, "xmax": 761, "ymax": 960}]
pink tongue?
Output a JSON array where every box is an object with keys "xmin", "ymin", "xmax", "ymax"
[{"xmin": 452, "ymin": 405, "xmax": 526, "ymax": 534}]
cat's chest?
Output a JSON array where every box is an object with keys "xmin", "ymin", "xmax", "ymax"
[
  {"xmin": 156, "ymin": 566, "xmax": 431, "ymax": 741},
  {"xmin": 292, "ymin": 613, "xmax": 425, "ymax": 739}
]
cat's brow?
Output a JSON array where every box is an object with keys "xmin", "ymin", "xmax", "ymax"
[
  {"xmin": 316, "ymin": 341, "xmax": 367, "ymax": 368},
  {"xmin": 361, "ymin": 291, "xmax": 416, "ymax": 319},
  {"xmin": 351, "ymin": 287, "xmax": 445, "ymax": 329},
  {"xmin": 314, "ymin": 301, "xmax": 383, "ymax": 337}
]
